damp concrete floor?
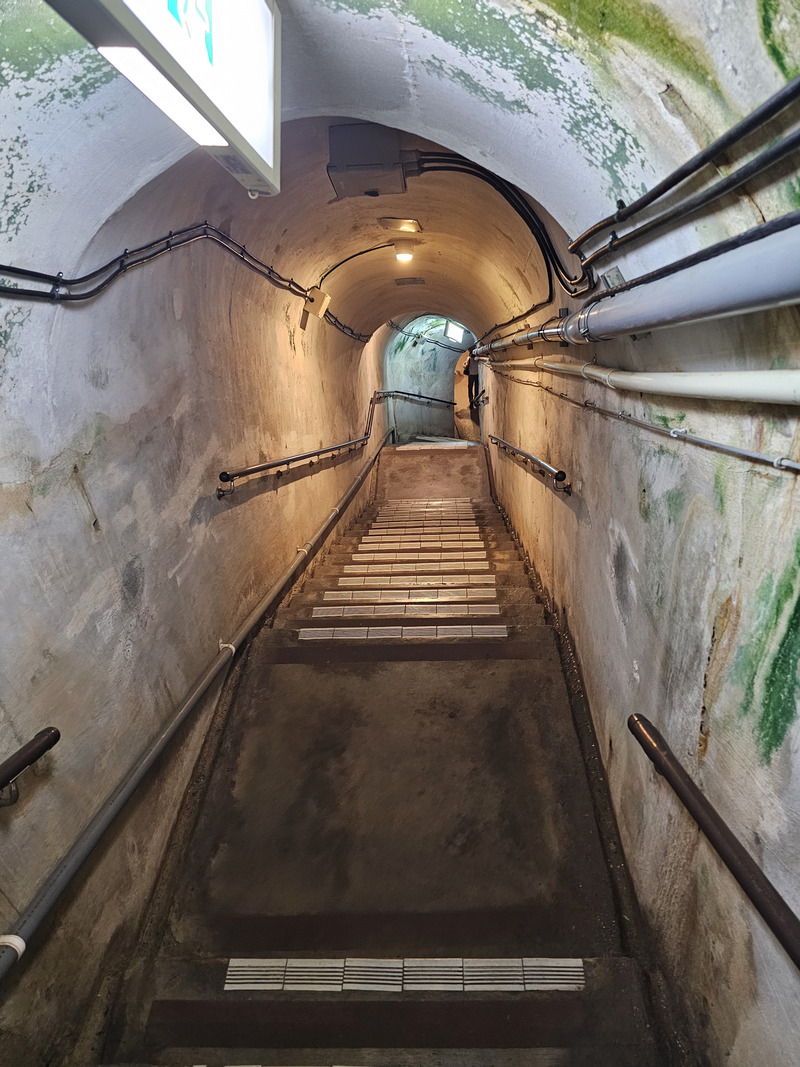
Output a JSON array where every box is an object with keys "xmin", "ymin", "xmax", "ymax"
[{"xmin": 165, "ymin": 653, "xmax": 620, "ymax": 961}]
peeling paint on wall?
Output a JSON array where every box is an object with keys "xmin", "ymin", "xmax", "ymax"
[
  {"xmin": 0, "ymin": 2, "xmax": 117, "ymax": 238},
  {"xmin": 421, "ymin": 55, "xmax": 529, "ymax": 113},
  {"xmin": 0, "ymin": 306, "xmax": 32, "ymax": 385},
  {"xmin": 317, "ymin": 0, "xmax": 649, "ymax": 196},
  {"xmin": 733, "ymin": 536, "xmax": 800, "ymax": 763}
]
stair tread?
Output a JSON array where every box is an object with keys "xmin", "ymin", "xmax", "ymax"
[{"xmin": 138, "ymin": 957, "xmax": 656, "ymax": 1057}]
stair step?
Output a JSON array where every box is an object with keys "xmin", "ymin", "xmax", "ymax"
[{"xmin": 131, "ymin": 958, "xmax": 656, "ymax": 1062}]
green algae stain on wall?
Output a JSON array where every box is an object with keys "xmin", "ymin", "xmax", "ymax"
[
  {"xmin": 315, "ymin": 0, "xmax": 648, "ymax": 196},
  {"xmin": 422, "ymin": 56, "xmax": 529, "ymax": 113},
  {"xmin": 1, "ymin": 2, "xmax": 115, "ymax": 95},
  {"xmin": 1, "ymin": 3, "xmax": 118, "ymax": 239},
  {"xmin": 663, "ymin": 486, "xmax": 685, "ymax": 525},
  {"xmin": 542, "ymin": 0, "xmax": 719, "ymax": 89},
  {"xmin": 760, "ymin": 0, "xmax": 800, "ymax": 79},
  {"xmin": 733, "ymin": 537, "xmax": 800, "ymax": 762},
  {"xmin": 713, "ymin": 463, "xmax": 726, "ymax": 515}
]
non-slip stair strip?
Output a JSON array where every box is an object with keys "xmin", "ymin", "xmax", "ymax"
[
  {"xmin": 357, "ymin": 542, "xmax": 485, "ymax": 551},
  {"xmin": 312, "ymin": 604, "xmax": 501, "ymax": 618},
  {"xmin": 362, "ymin": 531, "xmax": 484, "ymax": 537},
  {"xmin": 298, "ymin": 625, "xmax": 508, "ymax": 640},
  {"xmin": 353, "ymin": 552, "xmax": 488, "ymax": 562},
  {"xmin": 358, "ymin": 542, "xmax": 485, "ymax": 550},
  {"xmin": 323, "ymin": 588, "xmax": 496, "ymax": 602},
  {"xmin": 224, "ymin": 957, "xmax": 585, "ymax": 992},
  {"xmin": 369, "ymin": 520, "xmax": 481, "ymax": 526},
  {"xmin": 344, "ymin": 563, "xmax": 491, "ymax": 574},
  {"xmin": 339, "ymin": 575, "xmax": 496, "ymax": 587}
]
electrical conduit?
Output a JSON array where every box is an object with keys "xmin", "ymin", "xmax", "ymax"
[
  {"xmin": 488, "ymin": 358, "xmax": 800, "ymax": 406},
  {"xmin": 473, "ymin": 218, "xmax": 800, "ymax": 354}
]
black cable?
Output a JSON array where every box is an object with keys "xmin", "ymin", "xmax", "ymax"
[
  {"xmin": 570, "ymin": 72, "xmax": 800, "ymax": 251},
  {"xmin": 419, "ymin": 162, "xmax": 592, "ymax": 295},
  {"xmin": 318, "ymin": 243, "xmax": 393, "ymax": 287},
  {"xmin": 583, "ymin": 209, "xmax": 800, "ymax": 309},
  {"xmin": 323, "ymin": 309, "xmax": 371, "ymax": 343},
  {"xmin": 581, "ymin": 125, "xmax": 800, "ymax": 270},
  {"xmin": 0, "ymin": 222, "xmax": 370, "ymax": 343},
  {"xmin": 417, "ymin": 153, "xmax": 593, "ymax": 295}
]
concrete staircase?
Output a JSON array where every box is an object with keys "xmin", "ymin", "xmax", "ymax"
[{"xmin": 102, "ymin": 446, "xmax": 662, "ymax": 1066}]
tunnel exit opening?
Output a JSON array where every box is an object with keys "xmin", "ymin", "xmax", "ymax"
[{"xmin": 382, "ymin": 314, "xmax": 477, "ymax": 444}]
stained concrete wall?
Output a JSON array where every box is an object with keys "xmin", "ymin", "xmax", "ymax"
[
  {"xmin": 0, "ymin": 9, "xmax": 388, "ymax": 1060},
  {"xmin": 2, "ymin": 0, "xmax": 800, "ymax": 1063}
]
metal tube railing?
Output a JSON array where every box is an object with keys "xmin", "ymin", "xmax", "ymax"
[
  {"xmin": 0, "ymin": 729, "xmax": 61, "ymax": 792},
  {"xmin": 488, "ymin": 434, "xmax": 571, "ymax": 494},
  {"xmin": 219, "ymin": 437, "xmax": 368, "ymax": 484},
  {"xmin": 378, "ymin": 390, "xmax": 457, "ymax": 407},
  {"xmin": 218, "ymin": 390, "xmax": 456, "ymax": 492},
  {"xmin": 0, "ymin": 429, "xmax": 393, "ymax": 983},
  {"xmin": 628, "ymin": 713, "xmax": 800, "ymax": 971}
]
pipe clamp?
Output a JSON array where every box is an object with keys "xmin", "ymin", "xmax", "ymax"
[{"xmin": 0, "ymin": 935, "xmax": 25, "ymax": 959}]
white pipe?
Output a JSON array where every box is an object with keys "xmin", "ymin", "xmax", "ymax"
[
  {"xmin": 487, "ymin": 357, "xmax": 800, "ymax": 405},
  {"xmin": 474, "ymin": 221, "xmax": 800, "ymax": 355}
]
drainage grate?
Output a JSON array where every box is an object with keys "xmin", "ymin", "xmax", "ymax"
[{"xmin": 224, "ymin": 957, "xmax": 585, "ymax": 992}]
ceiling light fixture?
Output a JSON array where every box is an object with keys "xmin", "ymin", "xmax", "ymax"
[
  {"xmin": 393, "ymin": 240, "xmax": 414, "ymax": 263},
  {"xmin": 379, "ymin": 218, "xmax": 422, "ymax": 232}
]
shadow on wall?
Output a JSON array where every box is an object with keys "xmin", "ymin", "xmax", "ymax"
[{"xmin": 383, "ymin": 315, "xmax": 475, "ymax": 441}]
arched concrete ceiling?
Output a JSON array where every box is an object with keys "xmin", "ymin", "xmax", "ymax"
[
  {"xmin": 300, "ymin": 123, "xmax": 554, "ymax": 338},
  {"xmin": 4, "ymin": 0, "xmax": 794, "ymax": 291},
  {"xmin": 3, "ymin": 0, "xmax": 796, "ymax": 334},
  {"xmin": 84, "ymin": 115, "xmax": 559, "ymax": 346}
]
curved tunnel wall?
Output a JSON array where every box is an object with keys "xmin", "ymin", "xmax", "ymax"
[{"xmin": 2, "ymin": 0, "xmax": 800, "ymax": 1063}]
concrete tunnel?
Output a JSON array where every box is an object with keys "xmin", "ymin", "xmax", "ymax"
[{"xmin": 2, "ymin": 0, "xmax": 800, "ymax": 1063}]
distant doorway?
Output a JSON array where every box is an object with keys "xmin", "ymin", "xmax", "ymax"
[{"xmin": 383, "ymin": 315, "xmax": 476, "ymax": 443}]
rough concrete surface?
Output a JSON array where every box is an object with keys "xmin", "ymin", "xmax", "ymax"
[{"xmin": 2, "ymin": 0, "xmax": 799, "ymax": 1063}]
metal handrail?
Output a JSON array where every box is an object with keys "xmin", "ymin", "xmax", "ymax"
[
  {"xmin": 0, "ymin": 729, "xmax": 61, "ymax": 806},
  {"xmin": 0, "ymin": 729, "xmax": 60, "ymax": 791},
  {"xmin": 218, "ymin": 390, "xmax": 456, "ymax": 491},
  {"xmin": 378, "ymin": 390, "xmax": 457, "ymax": 407},
  {"xmin": 488, "ymin": 434, "xmax": 571, "ymax": 494},
  {"xmin": 219, "ymin": 437, "xmax": 368, "ymax": 485},
  {"xmin": 0, "ymin": 429, "xmax": 393, "ymax": 983},
  {"xmin": 628, "ymin": 713, "xmax": 800, "ymax": 971}
]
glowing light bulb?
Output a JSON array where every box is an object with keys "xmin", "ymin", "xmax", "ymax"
[{"xmin": 394, "ymin": 240, "xmax": 414, "ymax": 262}]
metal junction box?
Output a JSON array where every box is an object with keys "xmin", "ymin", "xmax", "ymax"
[{"xmin": 327, "ymin": 123, "xmax": 407, "ymax": 198}]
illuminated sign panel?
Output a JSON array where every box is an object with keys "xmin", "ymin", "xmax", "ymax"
[{"xmin": 47, "ymin": 0, "xmax": 281, "ymax": 195}]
